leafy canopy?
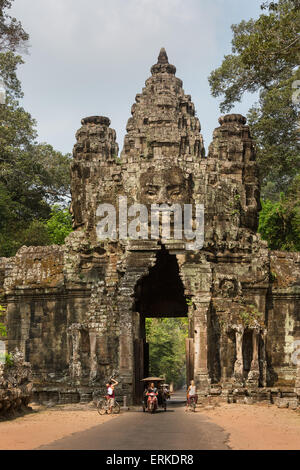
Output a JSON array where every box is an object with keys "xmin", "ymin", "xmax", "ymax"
[
  {"xmin": 0, "ymin": 0, "xmax": 29, "ymax": 53},
  {"xmin": 258, "ymin": 175, "xmax": 300, "ymax": 251},
  {"xmin": 209, "ymin": 0, "xmax": 300, "ymax": 112},
  {"xmin": 46, "ymin": 205, "xmax": 73, "ymax": 245},
  {"xmin": 146, "ymin": 317, "xmax": 188, "ymax": 388},
  {"xmin": 0, "ymin": 1, "xmax": 71, "ymax": 256},
  {"xmin": 209, "ymin": 0, "xmax": 300, "ymax": 197}
]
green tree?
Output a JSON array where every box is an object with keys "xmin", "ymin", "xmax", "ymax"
[
  {"xmin": 15, "ymin": 205, "xmax": 73, "ymax": 249},
  {"xmin": 22, "ymin": 220, "xmax": 51, "ymax": 247},
  {"xmin": 209, "ymin": 0, "xmax": 300, "ymax": 197},
  {"xmin": 258, "ymin": 174, "xmax": 300, "ymax": 250},
  {"xmin": 146, "ymin": 317, "xmax": 188, "ymax": 388},
  {"xmin": 46, "ymin": 205, "xmax": 73, "ymax": 245},
  {"xmin": 0, "ymin": 0, "xmax": 29, "ymax": 53},
  {"xmin": 0, "ymin": 2, "xmax": 71, "ymax": 256}
]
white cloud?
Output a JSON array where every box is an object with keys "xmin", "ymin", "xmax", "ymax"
[{"xmin": 10, "ymin": 0, "xmax": 262, "ymax": 154}]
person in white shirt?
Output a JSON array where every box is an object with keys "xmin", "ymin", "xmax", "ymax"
[
  {"xmin": 185, "ymin": 380, "xmax": 197, "ymax": 410},
  {"xmin": 105, "ymin": 378, "xmax": 118, "ymax": 413}
]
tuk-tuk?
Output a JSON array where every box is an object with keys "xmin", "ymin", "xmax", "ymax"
[{"xmin": 141, "ymin": 377, "xmax": 167, "ymax": 412}]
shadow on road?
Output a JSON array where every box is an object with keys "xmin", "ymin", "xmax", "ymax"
[{"xmin": 139, "ymin": 409, "xmax": 175, "ymax": 413}]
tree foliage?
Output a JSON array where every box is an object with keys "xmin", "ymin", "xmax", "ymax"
[
  {"xmin": 2, "ymin": 205, "xmax": 73, "ymax": 252},
  {"xmin": 0, "ymin": 0, "xmax": 29, "ymax": 53},
  {"xmin": 209, "ymin": 0, "xmax": 299, "ymax": 111},
  {"xmin": 46, "ymin": 205, "xmax": 73, "ymax": 245},
  {"xmin": 247, "ymin": 72, "xmax": 300, "ymax": 199},
  {"xmin": 0, "ymin": 1, "xmax": 71, "ymax": 257},
  {"xmin": 146, "ymin": 317, "xmax": 188, "ymax": 388},
  {"xmin": 258, "ymin": 174, "xmax": 300, "ymax": 251},
  {"xmin": 209, "ymin": 0, "xmax": 300, "ymax": 197}
]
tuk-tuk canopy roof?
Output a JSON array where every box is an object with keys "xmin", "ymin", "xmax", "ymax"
[{"xmin": 140, "ymin": 377, "xmax": 165, "ymax": 382}]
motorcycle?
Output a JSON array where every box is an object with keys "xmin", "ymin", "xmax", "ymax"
[{"xmin": 146, "ymin": 391, "xmax": 158, "ymax": 413}]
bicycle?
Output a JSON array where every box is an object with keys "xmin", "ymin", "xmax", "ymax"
[
  {"xmin": 186, "ymin": 395, "xmax": 196, "ymax": 412},
  {"xmin": 96, "ymin": 396, "xmax": 121, "ymax": 415}
]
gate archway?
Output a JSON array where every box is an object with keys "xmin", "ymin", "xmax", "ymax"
[{"xmin": 133, "ymin": 247, "xmax": 190, "ymax": 403}]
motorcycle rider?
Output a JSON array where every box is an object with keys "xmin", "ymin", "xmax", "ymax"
[
  {"xmin": 148, "ymin": 382, "xmax": 158, "ymax": 393},
  {"xmin": 143, "ymin": 382, "xmax": 155, "ymax": 409}
]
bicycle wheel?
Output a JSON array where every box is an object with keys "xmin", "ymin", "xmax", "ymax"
[
  {"xmin": 113, "ymin": 401, "xmax": 120, "ymax": 414},
  {"xmin": 97, "ymin": 400, "xmax": 107, "ymax": 415}
]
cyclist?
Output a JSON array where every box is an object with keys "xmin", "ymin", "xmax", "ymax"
[
  {"xmin": 185, "ymin": 380, "xmax": 197, "ymax": 411},
  {"xmin": 106, "ymin": 378, "xmax": 118, "ymax": 414}
]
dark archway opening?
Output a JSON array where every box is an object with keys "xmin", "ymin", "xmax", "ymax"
[
  {"xmin": 134, "ymin": 246, "xmax": 188, "ymax": 318},
  {"xmin": 133, "ymin": 246, "xmax": 188, "ymax": 403},
  {"xmin": 243, "ymin": 329, "xmax": 253, "ymax": 379}
]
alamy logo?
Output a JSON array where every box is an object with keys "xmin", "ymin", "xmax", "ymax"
[
  {"xmin": 96, "ymin": 196, "xmax": 204, "ymax": 250},
  {"xmin": 291, "ymin": 340, "xmax": 300, "ymax": 366},
  {"xmin": 0, "ymin": 340, "xmax": 5, "ymax": 364},
  {"xmin": 292, "ymin": 80, "xmax": 300, "ymax": 105},
  {"xmin": 0, "ymin": 78, "xmax": 6, "ymax": 105}
]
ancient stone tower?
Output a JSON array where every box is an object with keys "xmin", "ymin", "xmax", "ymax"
[{"xmin": 1, "ymin": 49, "xmax": 300, "ymax": 406}]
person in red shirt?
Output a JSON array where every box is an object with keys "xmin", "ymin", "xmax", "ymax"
[{"xmin": 106, "ymin": 378, "xmax": 118, "ymax": 414}]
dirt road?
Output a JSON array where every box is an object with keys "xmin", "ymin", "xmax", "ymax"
[
  {"xmin": 1, "ymin": 390, "xmax": 300, "ymax": 450},
  {"xmin": 38, "ymin": 391, "xmax": 229, "ymax": 450}
]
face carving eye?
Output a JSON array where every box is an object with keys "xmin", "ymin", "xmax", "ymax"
[
  {"xmin": 146, "ymin": 186, "xmax": 158, "ymax": 196},
  {"xmin": 167, "ymin": 185, "xmax": 181, "ymax": 197}
]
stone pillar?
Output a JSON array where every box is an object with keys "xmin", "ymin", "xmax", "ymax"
[
  {"xmin": 89, "ymin": 330, "xmax": 97, "ymax": 384},
  {"xmin": 20, "ymin": 304, "xmax": 30, "ymax": 360},
  {"xmin": 294, "ymin": 337, "xmax": 300, "ymax": 404},
  {"xmin": 0, "ymin": 338, "xmax": 6, "ymax": 367},
  {"xmin": 119, "ymin": 327, "xmax": 135, "ymax": 405},
  {"xmin": 220, "ymin": 328, "xmax": 230, "ymax": 383},
  {"xmin": 194, "ymin": 319, "xmax": 201, "ymax": 371},
  {"xmin": 233, "ymin": 325, "xmax": 244, "ymax": 385},
  {"xmin": 193, "ymin": 302, "xmax": 211, "ymax": 395},
  {"xmin": 295, "ymin": 365, "xmax": 300, "ymax": 399},
  {"xmin": 247, "ymin": 327, "xmax": 260, "ymax": 386},
  {"xmin": 118, "ymin": 293, "xmax": 135, "ymax": 405},
  {"xmin": 260, "ymin": 328, "xmax": 268, "ymax": 387},
  {"xmin": 119, "ymin": 330, "xmax": 133, "ymax": 373},
  {"xmin": 69, "ymin": 326, "xmax": 82, "ymax": 383},
  {"xmin": 179, "ymin": 260, "xmax": 212, "ymax": 395}
]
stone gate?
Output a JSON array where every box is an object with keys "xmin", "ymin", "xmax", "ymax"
[{"xmin": 1, "ymin": 49, "xmax": 300, "ymax": 406}]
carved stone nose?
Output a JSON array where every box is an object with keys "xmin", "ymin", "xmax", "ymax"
[{"xmin": 156, "ymin": 188, "xmax": 168, "ymax": 204}]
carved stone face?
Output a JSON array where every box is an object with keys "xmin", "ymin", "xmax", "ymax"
[
  {"xmin": 139, "ymin": 167, "xmax": 190, "ymax": 206},
  {"xmin": 70, "ymin": 198, "xmax": 83, "ymax": 229},
  {"xmin": 220, "ymin": 279, "xmax": 237, "ymax": 298}
]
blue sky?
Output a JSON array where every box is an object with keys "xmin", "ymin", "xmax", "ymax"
[{"xmin": 11, "ymin": 0, "xmax": 263, "ymax": 155}]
